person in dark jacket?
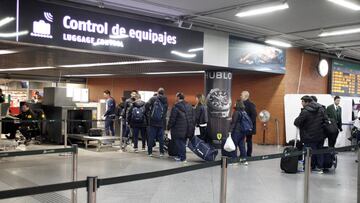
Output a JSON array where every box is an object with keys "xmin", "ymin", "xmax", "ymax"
[
  {"xmin": 17, "ymin": 103, "xmax": 38, "ymax": 143},
  {"xmin": 229, "ymin": 100, "xmax": 248, "ymax": 164},
  {"xmin": 103, "ymin": 90, "xmax": 116, "ymax": 136},
  {"xmin": 241, "ymin": 91, "xmax": 257, "ymax": 157},
  {"xmin": 145, "ymin": 88, "xmax": 168, "ymax": 157},
  {"xmin": 326, "ymin": 96, "xmax": 342, "ymax": 147},
  {"xmin": 167, "ymin": 92, "xmax": 195, "ymax": 162},
  {"xmin": 194, "ymin": 94, "xmax": 208, "ymax": 142},
  {"xmin": 294, "ymin": 95, "xmax": 326, "ymax": 172},
  {"xmin": 121, "ymin": 90, "xmax": 138, "ymax": 148},
  {"xmin": 127, "ymin": 94, "xmax": 147, "ymax": 152},
  {"xmin": 0, "ymin": 89, "xmax": 5, "ymax": 103}
]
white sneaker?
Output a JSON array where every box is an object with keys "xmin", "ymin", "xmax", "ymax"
[
  {"xmin": 134, "ymin": 149, "xmax": 138, "ymax": 153},
  {"xmin": 243, "ymin": 161, "xmax": 249, "ymax": 166},
  {"xmin": 160, "ymin": 153, "xmax": 164, "ymax": 157},
  {"xmin": 148, "ymin": 154, "xmax": 153, "ymax": 157}
]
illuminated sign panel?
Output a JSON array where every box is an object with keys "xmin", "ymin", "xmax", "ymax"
[
  {"xmin": 17, "ymin": 0, "xmax": 203, "ymax": 63},
  {"xmin": 331, "ymin": 60, "xmax": 360, "ymax": 97}
]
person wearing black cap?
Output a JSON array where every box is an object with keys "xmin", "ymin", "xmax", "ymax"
[{"xmin": 294, "ymin": 95, "xmax": 327, "ymax": 173}]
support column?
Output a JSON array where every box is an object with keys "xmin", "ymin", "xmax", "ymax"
[{"xmin": 205, "ymin": 71, "xmax": 232, "ymax": 148}]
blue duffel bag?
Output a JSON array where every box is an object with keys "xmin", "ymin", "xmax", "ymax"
[{"xmin": 188, "ymin": 136, "xmax": 218, "ymax": 161}]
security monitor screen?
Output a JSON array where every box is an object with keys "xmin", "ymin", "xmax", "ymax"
[{"xmin": 331, "ymin": 60, "xmax": 360, "ymax": 97}]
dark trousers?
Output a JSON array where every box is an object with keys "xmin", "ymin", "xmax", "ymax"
[
  {"xmin": 132, "ymin": 127, "xmax": 146, "ymax": 149},
  {"xmin": 174, "ymin": 137, "xmax": 187, "ymax": 161},
  {"xmin": 328, "ymin": 134, "xmax": 338, "ymax": 148},
  {"xmin": 246, "ymin": 133, "xmax": 253, "ymax": 157},
  {"xmin": 105, "ymin": 117, "xmax": 115, "ymax": 136},
  {"xmin": 304, "ymin": 141, "xmax": 324, "ymax": 169},
  {"xmin": 148, "ymin": 126, "xmax": 164, "ymax": 155},
  {"xmin": 230, "ymin": 132, "xmax": 246, "ymax": 158}
]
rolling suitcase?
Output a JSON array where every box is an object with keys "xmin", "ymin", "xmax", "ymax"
[
  {"xmin": 322, "ymin": 147, "xmax": 338, "ymax": 170},
  {"xmin": 280, "ymin": 129, "xmax": 300, "ymax": 173},
  {"xmin": 188, "ymin": 135, "xmax": 218, "ymax": 161}
]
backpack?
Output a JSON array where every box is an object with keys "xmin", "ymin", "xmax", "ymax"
[
  {"xmin": 131, "ymin": 106, "xmax": 145, "ymax": 123},
  {"xmin": 151, "ymin": 98, "xmax": 164, "ymax": 122},
  {"xmin": 239, "ymin": 111, "xmax": 253, "ymax": 134}
]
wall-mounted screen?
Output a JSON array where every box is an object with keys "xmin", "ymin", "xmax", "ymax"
[
  {"xmin": 331, "ymin": 60, "xmax": 360, "ymax": 97},
  {"xmin": 228, "ymin": 36, "xmax": 286, "ymax": 74}
]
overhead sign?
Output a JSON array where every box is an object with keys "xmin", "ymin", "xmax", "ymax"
[
  {"xmin": 331, "ymin": 60, "xmax": 360, "ymax": 97},
  {"xmin": 17, "ymin": 0, "xmax": 204, "ymax": 63},
  {"xmin": 0, "ymin": 0, "xmax": 17, "ymax": 41},
  {"xmin": 228, "ymin": 36, "xmax": 286, "ymax": 74}
]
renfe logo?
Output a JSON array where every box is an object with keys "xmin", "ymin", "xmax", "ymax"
[{"xmin": 30, "ymin": 12, "xmax": 53, "ymax": 38}]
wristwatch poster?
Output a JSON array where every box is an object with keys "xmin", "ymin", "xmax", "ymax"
[{"xmin": 206, "ymin": 88, "xmax": 231, "ymax": 118}]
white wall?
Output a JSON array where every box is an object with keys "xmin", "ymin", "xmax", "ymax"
[{"xmin": 284, "ymin": 94, "xmax": 353, "ymax": 147}]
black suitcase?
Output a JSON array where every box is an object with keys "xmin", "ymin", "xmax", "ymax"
[
  {"xmin": 280, "ymin": 147, "xmax": 299, "ymax": 173},
  {"xmin": 164, "ymin": 137, "xmax": 178, "ymax": 156},
  {"xmin": 88, "ymin": 128, "xmax": 102, "ymax": 137},
  {"xmin": 322, "ymin": 147, "xmax": 338, "ymax": 169}
]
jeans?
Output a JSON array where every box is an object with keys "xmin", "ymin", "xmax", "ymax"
[
  {"xmin": 132, "ymin": 127, "xmax": 146, "ymax": 149},
  {"xmin": 246, "ymin": 133, "xmax": 253, "ymax": 157},
  {"xmin": 105, "ymin": 117, "xmax": 115, "ymax": 136},
  {"xmin": 199, "ymin": 127, "xmax": 209, "ymax": 142},
  {"xmin": 304, "ymin": 141, "xmax": 324, "ymax": 169},
  {"xmin": 174, "ymin": 138, "xmax": 187, "ymax": 161},
  {"xmin": 231, "ymin": 132, "xmax": 246, "ymax": 158},
  {"xmin": 148, "ymin": 126, "xmax": 164, "ymax": 155}
]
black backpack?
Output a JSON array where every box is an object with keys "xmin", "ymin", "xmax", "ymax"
[
  {"xmin": 131, "ymin": 106, "xmax": 145, "ymax": 123},
  {"xmin": 151, "ymin": 98, "xmax": 164, "ymax": 121}
]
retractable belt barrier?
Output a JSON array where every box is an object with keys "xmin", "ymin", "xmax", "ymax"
[
  {"xmin": 0, "ymin": 119, "xmax": 121, "ymax": 123},
  {"xmin": 0, "ymin": 147, "xmax": 76, "ymax": 158},
  {"xmin": 0, "ymin": 144, "xmax": 357, "ymax": 201}
]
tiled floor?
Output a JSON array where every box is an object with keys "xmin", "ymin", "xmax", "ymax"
[{"xmin": 0, "ymin": 144, "xmax": 357, "ymax": 203}]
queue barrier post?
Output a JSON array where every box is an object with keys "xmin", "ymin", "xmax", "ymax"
[
  {"xmin": 304, "ymin": 147, "xmax": 311, "ymax": 203},
  {"xmin": 357, "ymin": 146, "xmax": 360, "ymax": 203},
  {"xmin": 220, "ymin": 156, "xmax": 228, "ymax": 203},
  {"xmin": 87, "ymin": 176, "xmax": 98, "ymax": 203},
  {"xmin": 64, "ymin": 119, "xmax": 68, "ymax": 148},
  {"xmin": 72, "ymin": 144, "xmax": 78, "ymax": 203}
]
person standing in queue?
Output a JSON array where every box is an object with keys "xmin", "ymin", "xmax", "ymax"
[
  {"xmin": 145, "ymin": 88, "xmax": 168, "ymax": 157},
  {"xmin": 194, "ymin": 94, "xmax": 208, "ymax": 142},
  {"xmin": 0, "ymin": 89, "xmax": 5, "ymax": 103},
  {"xmin": 103, "ymin": 90, "xmax": 116, "ymax": 137},
  {"xmin": 229, "ymin": 100, "xmax": 248, "ymax": 165},
  {"xmin": 167, "ymin": 92, "xmax": 195, "ymax": 163},
  {"xmin": 127, "ymin": 94, "xmax": 147, "ymax": 152},
  {"xmin": 294, "ymin": 95, "xmax": 327, "ymax": 173},
  {"xmin": 326, "ymin": 96, "xmax": 342, "ymax": 147},
  {"xmin": 121, "ymin": 90, "xmax": 138, "ymax": 149},
  {"xmin": 241, "ymin": 91, "xmax": 257, "ymax": 157}
]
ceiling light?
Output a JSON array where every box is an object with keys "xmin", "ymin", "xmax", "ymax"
[
  {"xmin": 59, "ymin": 60, "xmax": 165, "ymax": 68},
  {"xmin": 64, "ymin": 74, "xmax": 115, "ymax": 77},
  {"xmin": 0, "ymin": 50, "xmax": 18, "ymax": 55},
  {"xmin": 188, "ymin": 48, "xmax": 204, "ymax": 52},
  {"xmin": 0, "ymin": 66, "xmax": 55, "ymax": 72},
  {"xmin": 0, "ymin": 17, "xmax": 15, "ymax": 27},
  {"xmin": 144, "ymin": 71, "xmax": 204, "ymax": 75},
  {"xmin": 0, "ymin": 30, "xmax": 29, "ymax": 38},
  {"xmin": 327, "ymin": 0, "xmax": 360, "ymax": 11},
  {"xmin": 265, "ymin": 39, "xmax": 292, "ymax": 48},
  {"xmin": 170, "ymin": 51, "xmax": 196, "ymax": 58},
  {"xmin": 319, "ymin": 27, "xmax": 360, "ymax": 37},
  {"xmin": 236, "ymin": 1, "xmax": 289, "ymax": 17}
]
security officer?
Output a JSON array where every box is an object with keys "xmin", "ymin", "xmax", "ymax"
[{"xmin": 17, "ymin": 103, "xmax": 37, "ymax": 143}]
